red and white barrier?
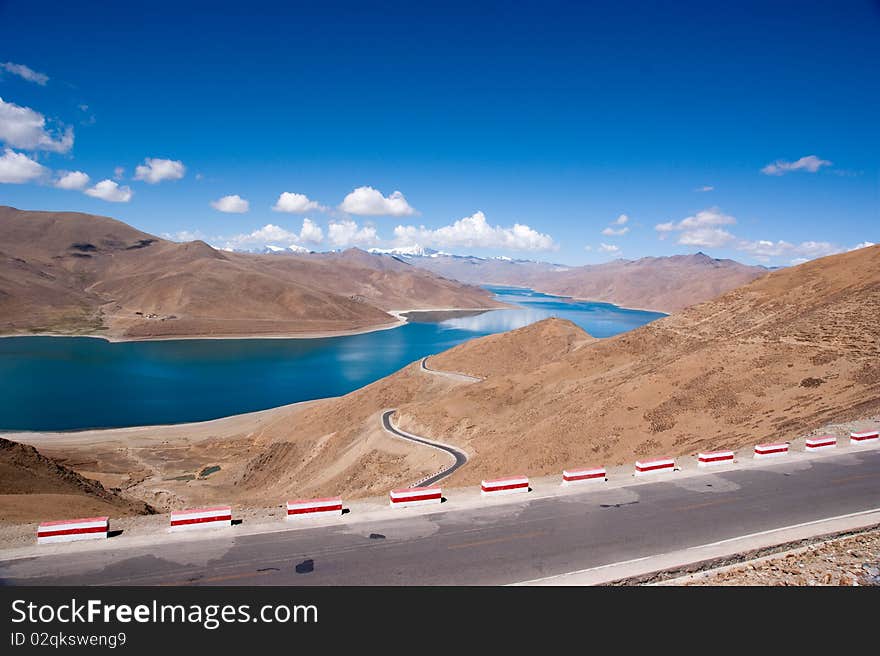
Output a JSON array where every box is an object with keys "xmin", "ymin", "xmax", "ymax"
[
  {"xmin": 698, "ymin": 451, "xmax": 735, "ymax": 467},
  {"xmin": 37, "ymin": 516, "xmax": 109, "ymax": 544},
  {"xmin": 390, "ymin": 486, "xmax": 442, "ymax": 508},
  {"xmin": 805, "ymin": 436, "xmax": 837, "ymax": 452},
  {"xmin": 169, "ymin": 506, "xmax": 233, "ymax": 532},
  {"xmin": 850, "ymin": 430, "xmax": 879, "ymax": 445},
  {"xmin": 562, "ymin": 466, "xmax": 606, "ymax": 485},
  {"xmin": 754, "ymin": 443, "xmax": 789, "ymax": 459},
  {"xmin": 634, "ymin": 458, "xmax": 675, "ymax": 476},
  {"xmin": 286, "ymin": 497, "xmax": 343, "ymax": 519},
  {"xmin": 481, "ymin": 475, "xmax": 529, "ymax": 496}
]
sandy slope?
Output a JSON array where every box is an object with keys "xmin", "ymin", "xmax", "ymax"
[
  {"xmin": 405, "ymin": 251, "xmax": 768, "ymax": 312},
  {"xmin": 0, "ymin": 206, "xmax": 503, "ymax": 339},
  {"xmin": 2, "ymin": 245, "xmax": 877, "ymax": 522},
  {"xmin": 0, "ymin": 438, "xmax": 153, "ymax": 522}
]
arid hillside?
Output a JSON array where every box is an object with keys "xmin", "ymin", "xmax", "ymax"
[
  {"xmin": 405, "ymin": 251, "xmax": 768, "ymax": 312},
  {"xmin": 396, "ymin": 244, "xmax": 880, "ymax": 484},
  {"xmin": 6, "ymin": 245, "xmax": 878, "ymax": 517},
  {"xmin": 0, "ymin": 438, "xmax": 154, "ymax": 523},
  {"xmin": 0, "ymin": 206, "xmax": 502, "ymax": 339}
]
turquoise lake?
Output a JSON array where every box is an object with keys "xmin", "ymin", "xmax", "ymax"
[{"xmin": 0, "ymin": 287, "xmax": 665, "ymax": 431}]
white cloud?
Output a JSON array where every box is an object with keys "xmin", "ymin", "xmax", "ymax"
[
  {"xmin": 298, "ymin": 218, "xmax": 324, "ymax": 244},
  {"xmin": 737, "ymin": 239, "xmax": 836, "ymax": 259},
  {"xmin": 225, "ymin": 224, "xmax": 299, "ymax": 250},
  {"xmin": 211, "ymin": 194, "xmax": 249, "ymax": 213},
  {"xmin": 54, "ymin": 170, "xmax": 90, "ymax": 190},
  {"xmin": 761, "ymin": 155, "xmax": 832, "ymax": 176},
  {"xmin": 848, "ymin": 241, "xmax": 875, "ymax": 252},
  {"xmin": 272, "ymin": 192, "xmax": 324, "ymax": 213},
  {"xmin": 114, "ymin": 166, "xmax": 125, "ymax": 180},
  {"xmin": 601, "ymin": 213, "xmax": 630, "ymax": 236},
  {"xmin": 0, "ymin": 148, "xmax": 48, "ymax": 183},
  {"xmin": 599, "ymin": 243, "xmax": 620, "ymax": 254},
  {"xmin": 696, "ymin": 185, "xmax": 714, "ymax": 192},
  {"xmin": 1, "ymin": 62, "xmax": 48, "ymax": 85},
  {"xmin": 162, "ymin": 229, "xmax": 207, "ymax": 242},
  {"xmin": 392, "ymin": 211, "xmax": 556, "ymax": 252},
  {"xmin": 84, "ymin": 179, "xmax": 133, "ymax": 202},
  {"xmin": 221, "ymin": 218, "xmax": 325, "ymax": 251},
  {"xmin": 339, "ymin": 186, "xmax": 417, "ymax": 216},
  {"xmin": 133, "ymin": 157, "xmax": 185, "ymax": 184},
  {"xmin": 655, "ymin": 207, "xmax": 737, "ymax": 246},
  {"xmin": 0, "ymin": 97, "xmax": 73, "ymax": 152},
  {"xmin": 328, "ymin": 219, "xmax": 379, "ymax": 247},
  {"xmin": 678, "ymin": 227, "xmax": 736, "ymax": 248}
]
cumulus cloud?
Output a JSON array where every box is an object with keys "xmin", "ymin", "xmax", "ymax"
[
  {"xmin": 339, "ymin": 186, "xmax": 417, "ymax": 216},
  {"xmin": 761, "ymin": 155, "xmax": 832, "ymax": 176},
  {"xmin": 392, "ymin": 211, "xmax": 556, "ymax": 252},
  {"xmin": 0, "ymin": 148, "xmax": 48, "ymax": 183},
  {"xmin": 0, "ymin": 97, "xmax": 73, "ymax": 152},
  {"xmin": 599, "ymin": 243, "xmax": 621, "ymax": 254},
  {"xmin": 298, "ymin": 218, "xmax": 324, "ymax": 244},
  {"xmin": 211, "ymin": 194, "xmax": 249, "ymax": 213},
  {"xmin": 1, "ymin": 62, "xmax": 48, "ymax": 85},
  {"xmin": 849, "ymin": 241, "xmax": 875, "ymax": 251},
  {"xmin": 114, "ymin": 166, "xmax": 125, "ymax": 180},
  {"xmin": 84, "ymin": 179, "xmax": 133, "ymax": 202},
  {"xmin": 655, "ymin": 206, "xmax": 871, "ymax": 264},
  {"xmin": 328, "ymin": 219, "xmax": 379, "ymax": 247},
  {"xmin": 54, "ymin": 170, "xmax": 90, "ymax": 190},
  {"xmin": 221, "ymin": 218, "xmax": 325, "ymax": 251},
  {"xmin": 272, "ymin": 192, "xmax": 324, "ymax": 213},
  {"xmin": 134, "ymin": 157, "xmax": 185, "ymax": 184},
  {"xmin": 655, "ymin": 207, "xmax": 737, "ymax": 246},
  {"xmin": 162, "ymin": 229, "xmax": 207, "ymax": 242},
  {"xmin": 602, "ymin": 213, "xmax": 630, "ymax": 236}
]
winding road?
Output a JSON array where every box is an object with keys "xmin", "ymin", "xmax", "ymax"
[
  {"xmin": 378, "ymin": 356, "xmax": 477, "ymax": 486},
  {"xmin": 381, "ymin": 410, "xmax": 468, "ymax": 486}
]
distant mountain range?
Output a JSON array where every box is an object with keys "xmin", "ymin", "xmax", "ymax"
[
  {"xmin": 371, "ymin": 249, "xmax": 769, "ymax": 313},
  {"xmin": 0, "ymin": 206, "xmax": 503, "ymax": 339}
]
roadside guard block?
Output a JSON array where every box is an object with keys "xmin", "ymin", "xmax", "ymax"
[
  {"xmin": 562, "ymin": 467, "xmax": 606, "ymax": 485},
  {"xmin": 634, "ymin": 458, "xmax": 675, "ymax": 476},
  {"xmin": 481, "ymin": 475, "xmax": 529, "ymax": 496},
  {"xmin": 805, "ymin": 436, "xmax": 837, "ymax": 452},
  {"xmin": 390, "ymin": 486, "xmax": 442, "ymax": 508},
  {"xmin": 286, "ymin": 497, "xmax": 343, "ymax": 519},
  {"xmin": 850, "ymin": 430, "xmax": 879, "ymax": 446},
  {"xmin": 754, "ymin": 443, "xmax": 789, "ymax": 459},
  {"xmin": 37, "ymin": 516, "xmax": 109, "ymax": 544},
  {"xmin": 169, "ymin": 506, "xmax": 233, "ymax": 532},
  {"xmin": 697, "ymin": 451, "xmax": 735, "ymax": 467}
]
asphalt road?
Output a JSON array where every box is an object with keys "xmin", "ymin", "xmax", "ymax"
[
  {"xmin": 381, "ymin": 409, "xmax": 468, "ymax": 486},
  {"xmin": 2, "ymin": 449, "xmax": 878, "ymax": 585}
]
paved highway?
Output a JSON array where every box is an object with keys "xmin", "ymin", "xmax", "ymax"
[{"xmin": 2, "ymin": 449, "xmax": 878, "ymax": 585}]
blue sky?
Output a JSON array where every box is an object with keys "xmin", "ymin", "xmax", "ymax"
[{"xmin": 1, "ymin": 0, "xmax": 877, "ymax": 265}]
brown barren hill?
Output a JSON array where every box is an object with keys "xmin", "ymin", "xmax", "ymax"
[
  {"xmin": 407, "ymin": 251, "xmax": 767, "ymax": 312},
  {"xmin": 0, "ymin": 206, "xmax": 502, "ymax": 339},
  {"xmin": 394, "ymin": 244, "xmax": 880, "ymax": 486},
  {"xmin": 527, "ymin": 253, "xmax": 767, "ymax": 312},
  {"xmin": 10, "ymin": 246, "xmax": 877, "ymax": 513},
  {"xmin": 0, "ymin": 438, "xmax": 154, "ymax": 523}
]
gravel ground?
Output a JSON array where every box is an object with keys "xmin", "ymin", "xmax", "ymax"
[{"xmin": 678, "ymin": 527, "xmax": 880, "ymax": 586}]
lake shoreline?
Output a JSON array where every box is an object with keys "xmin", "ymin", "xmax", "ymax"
[
  {"xmin": 0, "ymin": 306, "xmax": 509, "ymax": 344},
  {"xmin": 0, "ymin": 290, "xmax": 664, "ymax": 432}
]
